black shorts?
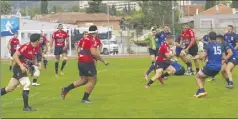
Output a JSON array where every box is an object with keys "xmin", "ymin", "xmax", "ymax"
[
  {"xmin": 228, "ymin": 59, "xmax": 238, "ymax": 66},
  {"xmin": 188, "ymin": 44, "xmax": 198, "ymax": 56},
  {"xmin": 78, "ymin": 62, "xmax": 97, "ymax": 77},
  {"xmin": 54, "ymin": 47, "xmax": 67, "ymax": 55},
  {"xmin": 11, "ymin": 50, "xmax": 16, "ymax": 57},
  {"xmin": 37, "ymin": 53, "xmax": 42, "ymax": 62},
  {"xmin": 149, "ymin": 48, "xmax": 157, "ymax": 56},
  {"xmin": 155, "ymin": 61, "xmax": 170, "ymax": 70},
  {"xmin": 13, "ymin": 65, "xmax": 28, "ymax": 80},
  {"xmin": 175, "ymin": 66, "xmax": 185, "ymax": 76},
  {"xmin": 202, "ymin": 66, "xmax": 220, "ymax": 77}
]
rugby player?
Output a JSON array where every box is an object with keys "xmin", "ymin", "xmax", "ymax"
[
  {"xmin": 61, "ymin": 25, "xmax": 109, "ymax": 103},
  {"xmin": 50, "ymin": 24, "xmax": 69, "ymax": 76},
  {"xmin": 76, "ymin": 31, "xmax": 88, "ymax": 57},
  {"xmin": 144, "ymin": 27, "xmax": 158, "ymax": 80},
  {"xmin": 224, "ymin": 25, "xmax": 238, "ymax": 50},
  {"xmin": 8, "ymin": 32, "xmax": 20, "ymax": 71},
  {"xmin": 156, "ymin": 24, "xmax": 172, "ymax": 49},
  {"xmin": 193, "ymin": 32, "xmax": 224, "ymax": 98},
  {"xmin": 180, "ymin": 23, "xmax": 199, "ymax": 74},
  {"xmin": 217, "ymin": 36, "xmax": 237, "ymax": 89},
  {"xmin": 1, "ymin": 33, "xmax": 41, "ymax": 111},
  {"xmin": 145, "ymin": 35, "xmax": 175, "ymax": 88}
]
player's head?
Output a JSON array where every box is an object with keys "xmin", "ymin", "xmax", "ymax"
[
  {"xmin": 83, "ymin": 31, "xmax": 88, "ymax": 38},
  {"xmin": 151, "ymin": 27, "xmax": 157, "ymax": 36},
  {"xmin": 166, "ymin": 35, "xmax": 174, "ymax": 45},
  {"xmin": 227, "ymin": 25, "xmax": 233, "ymax": 33},
  {"xmin": 88, "ymin": 25, "xmax": 98, "ymax": 37},
  {"xmin": 216, "ymin": 35, "xmax": 224, "ymax": 44},
  {"xmin": 58, "ymin": 24, "xmax": 63, "ymax": 30},
  {"xmin": 182, "ymin": 23, "xmax": 189, "ymax": 30},
  {"xmin": 209, "ymin": 31, "xmax": 217, "ymax": 41},
  {"xmin": 30, "ymin": 33, "xmax": 41, "ymax": 47},
  {"xmin": 164, "ymin": 24, "xmax": 170, "ymax": 33}
]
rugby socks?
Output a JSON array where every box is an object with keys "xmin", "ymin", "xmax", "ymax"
[
  {"xmin": 186, "ymin": 62, "xmax": 193, "ymax": 72},
  {"xmin": 43, "ymin": 59, "xmax": 48, "ymax": 68},
  {"xmin": 146, "ymin": 62, "xmax": 155, "ymax": 75},
  {"xmin": 61, "ymin": 60, "xmax": 67, "ymax": 71},
  {"xmin": 82, "ymin": 92, "xmax": 90, "ymax": 100},
  {"xmin": 161, "ymin": 72, "xmax": 169, "ymax": 78},
  {"xmin": 147, "ymin": 79, "xmax": 154, "ymax": 86},
  {"xmin": 22, "ymin": 90, "xmax": 29, "ymax": 108},
  {"xmin": 55, "ymin": 62, "xmax": 59, "ymax": 74},
  {"xmin": 196, "ymin": 88, "xmax": 205, "ymax": 95},
  {"xmin": 1, "ymin": 88, "xmax": 7, "ymax": 96},
  {"xmin": 225, "ymin": 78, "xmax": 230, "ymax": 84},
  {"xmin": 33, "ymin": 78, "xmax": 37, "ymax": 83},
  {"xmin": 65, "ymin": 83, "xmax": 75, "ymax": 92}
]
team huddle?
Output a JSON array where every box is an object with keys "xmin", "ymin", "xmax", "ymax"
[
  {"xmin": 144, "ymin": 24, "xmax": 238, "ymax": 98},
  {"xmin": 1, "ymin": 24, "xmax": 108, "ymax": 111}
]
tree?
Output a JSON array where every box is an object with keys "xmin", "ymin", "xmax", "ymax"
[
  {"xmin": 50, "ymin": 6, "xmax": 64, "ymax": 13},
  {"xmin": 110, "ymin": 4, "xmax": 117, "ymax": 16},
  {"xmin": 69, "ymin": 5, "xmax": 80, "ymax": 12},
  {"xmin": 127, "ymin": 3, "xmax": 132, "ymax": 14},
  {"xmin": 205, "ymin": 0, "xmax": 217, "ymax": 10},
  {"xmin": 232, "ymin": 0, "xmax": 238, "ymax": 8},
  {"xmin": 1, "ymin": 1, "xmax": 11, "ymax": 15},
  {"xmin": 86, "ymin": 0, "xmax": 104, "ymax": 13},
  {"xmin": 41, "ymin": 0, "xmax": 48, "ymax": 14}
]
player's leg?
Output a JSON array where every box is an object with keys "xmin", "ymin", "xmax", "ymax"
[
  {"xmin": 189, "ymin": 45, "xmax": 199, "ymax": 73},
  {"xmin": 1, "ymin": 78, "xmax": 19, "ymax": 96},
  {"xmin": 145, "ymin": 48, "xmax": 156, "ymax": 80},
  {"xmin": 31, "ymin": 65, "xmax": 41, "ymax": 86},
  {"xmin": 175, "ymin": 66, "xmax": 186, "ymax": 76},
  {"xmin": 221, "ymin": 63, "xmax": 229, "ymax": 84},
  {"xmin": 225, "ymin": 61, "xmax": 236, "ymax": 89},
  {"xmin": 146, "ymin": 68, "xmax": 163, "ymax": 88},
  {"xmin": 42, "ymin": 53, "xmax": 48, "ymax": 69},
  {"xmin": 9, "ymin": 51, "xmax": 15, "ymax": 71},
  {"xmin": 159, "ymin": 65, "xmax": 176, "ymax": 81},
  {"xmin": 194, "ymin": 68, "xmax": 208, "ymax": 98},
  {"xmin": 54, "ymin": 47, "xmax": 61, "ymax": 76},
  {"xmin": 180, "ymin": 50, "xmax": 193, "ymax": 74},
  {"xmin": 60, "ymin": 52, "xmax": 68, "ymax": 75}
]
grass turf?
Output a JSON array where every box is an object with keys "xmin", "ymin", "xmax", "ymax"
[{"xmin": 1, "ymin": 58, "xmax": 238, "ymax": 118}]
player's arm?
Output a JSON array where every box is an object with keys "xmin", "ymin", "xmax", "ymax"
[
  {"xmin": 234, "ymin": 35, "xmax": 238, "ymax": 50},
  {"xmin": 64, "ymin": 33, "xmax": 69, "ymax": 49},
  {"xmin": 223, "ymin": 49, "xmax": 233, "ymax": 62},
  {"xmin": 164, "ymin": 47, "xmax": 175, "ymax": 59},
  {"xmin": 90, "ymin": 42, "xmax": 108, "ymax": 65},
  {"xmin": 13, "ymin": 46, "xmax": 27, "ymax": 72},
  {"xmin": 8, "ymin": 39, "xmax": 11, "ymax": 52},
  {"xmin": 187, "ymin": 30, "xmax": 196, "ymax": 50}
]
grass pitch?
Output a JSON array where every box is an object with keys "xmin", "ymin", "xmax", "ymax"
[{"xmin": 1, "ymin": 57, "xmax": 238, "ymax": 118}]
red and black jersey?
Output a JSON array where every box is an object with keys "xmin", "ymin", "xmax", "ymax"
[
  {"xmin": 157, "ymin": 42, "xmax": 170, "ymax": 62},
  {"xmin": 95, "ymin": 37, "xmax": 102, "ymax": 48},
  {"xmin": 78, "ymin": 35, "xmax": 97, "ymax": 63},
  {"xmin": 40, "ymin": 35, "xmax": 49, "ymax": 48},
  {"xmin": 52, "ymin": 30, "xmax": 69, "ymax": 47},
  {"xmin": 18, "ymin": 43, "xmax": 40, "ymax": 66},
  {"xmin": 9, "ymin": 37, "xmax": 20, "ymax": 51},
  {"xmin": 181, "ymin": 28, "xmax": 196, "ymax": 47}
]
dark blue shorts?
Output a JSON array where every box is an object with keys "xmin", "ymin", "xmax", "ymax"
[
  {"xmin": 54, "ymin": 47, "xmax": 67, "ymax": 55},
  {"xmin": 175, "ymin": 66, "xmax": 185, "ymax": 76},
  {"xmin": 13, "ymin": 65, "xmax": 28, "ymax": 80},
  {"xmin": 155, "ymin": 61, "xmax": 170, "ymax": 70},
  {"xmin": 227, "ymin": 59, "xmax": 238, "ymax": 66},
  {"xmin": 176, "ymin": 47, "xmax": 182, "ymax": 57},
  {"xmin": 202, "ymin": 66, "xmax": 220, "ymax": 77},
  {"xmin": 78, "ymin": 62, "xmax": 97, "ymax": 77}
]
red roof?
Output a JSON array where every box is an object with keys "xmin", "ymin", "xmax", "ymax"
[{"xmin": 199, "ymin": 4, "xmax": 233, "ymax": 15}]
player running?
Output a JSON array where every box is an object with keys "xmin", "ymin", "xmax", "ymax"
[
  {"xmin": 61, "ymin": 25, "xmax": 109, "ymax": 103},
  {"xmin": 1, "ymin": 33, "xmax": 41, "ymax": 111},
  {"xmin": 50, "ymin": 24, "xmax": 69, "ymax": 76},
  {"xmin": 8, "ymin": 33, "xmax": 20, "ymax": 71},
  {"xmin": 193, "ymin": 32, "xmax": 224, "ymax": 98},
  {"xmin": 145, "ymin": 35, "xmax": 175, "ymax": 88},
  {"xmin": 144, "ymin": 27, "xmax": 158, "ymax": 80},
  {"xmin": 217, "ymin": 36, "xmax": 237, "ymax": 89},
  {"xmin": 180, "ymin": 23, "xmax": 200, "ymax": 74}
]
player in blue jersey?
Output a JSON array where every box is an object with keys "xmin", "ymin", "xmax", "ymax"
[
  {"xmin": 175, "ymin": 34, "xmax": 193, "ymax": 75},
  {"xmin": 218, "ymin": 36, "xmax": 238, "ymax": 89},
  {"xmin": 158, "ymin": 60, "xmax": 186, "ymax": 83},
  {"xmin": 193, "ymin": 32, "xmax": 224, "ymax": 98},
  {"xmin": 224, "ymin": 25, "xmax": 238, "ymax": 50},
  {"xmin": 156, "ymin": 24, "xmax": 172, "ymax": 49}
]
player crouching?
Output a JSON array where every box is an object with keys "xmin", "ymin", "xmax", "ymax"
[
  {"xmin": 145, "ymin": 35, "xmax": 175, "ymax": 88},
  {"xmin": 193, "ymin": 32, "xmax": 224, "ymax": 98},
  {"xmin": 1, "ymin": 33, "xmax": 41, "ymax": 111}
]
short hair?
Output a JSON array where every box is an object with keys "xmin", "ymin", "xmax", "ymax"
[
  {"xmin": 89, "ymin": 25, "xmax": 98, "ymax": 33},
  {"xmin": 30, "ymin": 33, "xmax": 41, "ymax": 42},
  {"xmin": 209, "ymin": 31, "xmax": 216, "ymax": 40},
  {"xmin": 228, "ymin": 25, "xmax": 233, "ymax": 29},
  {"xmin": 216, "ymin": 35, "xmax": 224, "ymax": 41},
  {"xmin": 58, "ymin": 24, "xmax": 63, "ymax": 27},
  {"xmin": 166, "ymin": 35, "xmax": 174, "ymax": 39}
]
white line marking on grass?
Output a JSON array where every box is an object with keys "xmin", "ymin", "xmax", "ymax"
[{"xmin": 1, "ymin": 92, "xmax": 41, "ymax": 106}]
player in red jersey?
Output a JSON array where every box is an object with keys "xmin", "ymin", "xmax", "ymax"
[
  {"xmin": 180, "ymin": 23, "xmax": 199, "ymax": 74},
  {"xmin": 76, "ymin": 31, "xmax": 88, "ymax": 57},
  {"xmin": 94, "ymin": 33, "xmax": 103, "ymax": 65},
  {"xmin": 61, "ymin": 25, "xmax": 109, "ymax": 103},
  {"xmin": 8, "ymin": 33, "xmax": 20, "ymax": 71},
  {"xmin": 145, "ymin": 35, "xmax": 175, "ymax": 88},
  {"xmin": 50, "ymin": 24, "xmax": 69, "ymax": 76},
  {"xmin": 37, "ymin": 31, "xmax": 49, "ymax": 69},
  {"xmin": 1, "ymin": 33, "xmax": 41, "ymax": 111}
]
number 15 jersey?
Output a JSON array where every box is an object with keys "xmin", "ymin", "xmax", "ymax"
[{"xmin": 204, "ymin": 42, "xmax": 225, "ymax": 70}]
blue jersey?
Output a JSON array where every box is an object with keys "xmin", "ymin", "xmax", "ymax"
[
  {"xmin": 205, "ymin": 42, "xmax": 224, "ymax": 70},
  {"xmin": 203, "ymin": 34, "xmax": 209, "ymax": 44},
  {"xmin": 171, "ymin": 61, "xmax": 182, "ymax": 72},
  {"xmin": 224, "ymin": 32, "xmax": 237, "ymax": 48},
  {"xmin": 156, "ymin": 31, "xmax": 172, "ymax": 48},
  {"xmin": 222, "ymin": 41, "xmax": 238, "ymax": 60}
]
